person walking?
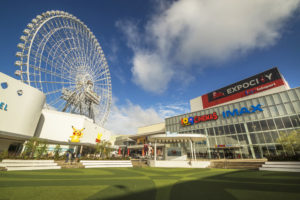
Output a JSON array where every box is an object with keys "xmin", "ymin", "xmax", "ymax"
[
  {"xmin": 68, "ymin": 151, "xmax": 72, "ymax": 164},
  {"xmin": 65, "ymin": 151, "xmax": 69, "ymax": 163}
]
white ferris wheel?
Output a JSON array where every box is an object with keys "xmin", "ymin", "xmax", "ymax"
[{"xmin": 14, "ymin": 10, "xmax": 112, "ymax": 126}]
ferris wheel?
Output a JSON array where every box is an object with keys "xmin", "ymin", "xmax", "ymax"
[{"xmin": 14, "ymin": 10, "xmax": 112, "ymax": 126}]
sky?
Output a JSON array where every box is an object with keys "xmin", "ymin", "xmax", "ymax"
[{"xmin": 1, "ymin": 0, "xmax": 300, "ymax": 135}]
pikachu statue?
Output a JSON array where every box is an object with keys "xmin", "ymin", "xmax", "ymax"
[
  {"xmin": 96, "ymin": 133, "xmax": 103, "ymax": 143},
  {"xmin": 70, "ymin": 126, "xmax": 85, "ymax": 142}
]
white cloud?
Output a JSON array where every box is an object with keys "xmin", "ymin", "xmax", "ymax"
[
  {"xmin": 105, "ymin": 98, "xmax": 189, "ymax": 135},
  {"xmin": 118, "ymin": 0, "xmax": 300, "ymax": 93}
]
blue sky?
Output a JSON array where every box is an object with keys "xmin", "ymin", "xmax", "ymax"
[{"xmin": 1, "ymin": 0, "xmax": 300, "ymax": 134}]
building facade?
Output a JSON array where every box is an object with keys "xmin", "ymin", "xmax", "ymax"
[{"xmin": 166, "ymin": 87, "xmax": 300, "ymax": 159}]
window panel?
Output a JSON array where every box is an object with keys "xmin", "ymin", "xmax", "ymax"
[
  {"xmin": 284, "ymin": 103, "xmax": 295, "ymax": 114},
  {"xmin": 288, "ymin": 90, "xmax": 298, "ymax": 101},
  {"xmin": 292, "ymin": 101, "xmax": 300, "ymax": 112},
  {"xmin": 257, "ymin": 133, "xmax": 266, "ymax": 144},
  {"xmin": 266, "ymin": 119, "xmax": 276, "ymax": 130},
  {"xmin": 229, "ymin": 125, "xmax": 236, "ymax": 134},
  {"xmin": 280, "ymin": 92, "xmax": 290, "ymax": 103},
  {"xmin": 277, "ymin": 104, "xmax": 287, "ymax": 116},
  {"xmin": 260, "ymin": 120, "xmax": 269, "ymax": 131},
  {"xmin": 250, "ymin": 133, "xmax": 258, "ymax": 144},
  {"xmin": 290, "ymin": 115, "xmax": 300, "ymax": 127},
  {"xmin": 273, "ymin": 94, "xmax": 282, "ymax": 104},
  {"xmin": 274, "ymin": 118, "xmax": 284, "ymax": 129},
  {"xmin": 263, "ymin": 132, "xmax": 273, "ymax": 143},
  {"xmin": 252, "ymin": 121, "xmax": 262, "ymax": 132},
  {"xmin": 235, "ymin": 124, "xmax": 242, "ymax": 133},
  {"xmin": 281, "ymin": 117, "xmax": 293, "ymax": 128},
  {"xmin": 271, "ymin": 131, "xmax": 280, "ymax": 143}
]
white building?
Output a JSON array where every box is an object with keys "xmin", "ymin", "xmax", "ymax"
[{"xmin": 0, "ymin": 72, "xmax": 112, "ymax": 154}]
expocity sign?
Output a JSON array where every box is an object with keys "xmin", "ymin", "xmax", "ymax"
[
  {"xmin": 180, "ymin": 104, "xmax": 263, "ymax": 126},
  {"xmin": 201, "ymin": 67, "xmax": 284, "ymax": 109}
]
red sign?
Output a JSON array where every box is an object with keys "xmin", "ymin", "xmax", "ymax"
[{"xmin": 202, "ymin": 68, "xmax": 284, "ymax": 109}]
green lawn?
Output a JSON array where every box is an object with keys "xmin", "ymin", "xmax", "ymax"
[{"xmin": 0, "ymin": 168, "xmax": 300, "ymax": 200}]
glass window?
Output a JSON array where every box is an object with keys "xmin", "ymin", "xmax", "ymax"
[
  {"xmin": 288, "ymin": 90, "xmax": 298, "ymax": 101},
  {"xmin": 290, "ymin": 115, "xmax": 300, "ymax": 127},
  {"xmin": 284, "ymin": 103, "xmax": 295, "ymax": 114},
  {"xmin": 262, "ymin": 145, "xmax": 269, "ymax": 157},
  {"xmin": 224, "ymin": 125, "xmax": 229, "ymax": 135},
  {"xmin": 229, "ymin": 125, "xmax": 236, "ymax": 134},
  {"xmin": 270, "ymin": 131, "xmax": 280, "ymax": 143},
  {"xmin": 267, "ymin": 119, "xmax": 276, "ymax": 130},
  {"xmin": 231, "ymin": 135, "xmax": 238, "ymax": 144},
  {"xmin": 269, "ymin": 106, "xmax": 278, "ymax": 117},
  {"xmin": 280, "ymin": 92, "xmax": 290, "ymax": 103},
  {"xmin": 263, "ymin": 132, "xmax": 273, "ymax": 143},
  {"xmin": 260, "ymin": 120, "xmax": 269, "ymax": 131},
  {"xmin": 265, "ymin": 96, "xmax": 274, "ymax": 105},
  {"xmin": 208, "ymin": 128, "xmax": 214, "ymax": 136},
  {"xmin": 216, "ymin": 137, "xmax": 222, "ymax": 145},
  {"xmin": 235, "ymin": 124, "xmax": 242, "ymax": 133},
  {"xmin": 277, "ymin": 104, "xmax": 287, "ymax": 116},
  {"xmin": 240, "ymin": 123, "xmax": 246, "ymax": 133},
  {"xmin": 250, "ymin": 133, "xmax": 258, "ymax": 144},
  {"xmin": 281, "ymin": 117, "xmax": 293, "ymax": 128},
  {"xmin": 257, "ymin": 133, "xmax": 265, "ymax": 144},
  {"xmin": 208, "ymin": 137, "xmax": 216, "ymax": 146},
  {"xmin": 273, "ymin": 94, "xmax": 282, "ymax": 104},
  {"xmin": 274, "ymin": 118, "xmax": 284, "ymax": 129},
  {"xmin": 247, "ymin": 122, "xmax": 254, "ymax": 132},
  {"xmin": 292, "ymin": 101, "xmax": 300, "ymax": 112},
  {"xmin": 252, "ymin": 121, "xmax": 262, "ymax": 132}
]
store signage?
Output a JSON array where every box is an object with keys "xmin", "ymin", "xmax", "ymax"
[
  {"xmin": 0, "ymin": 102, "xmax": 8, "ymax": 111},
  {"xmin": 201, "ymin": 68, "xmax": 284, "ymax": 109},
  {"xmin": 222, "ymin": 104, "xmax": 263, "ymax": 118},
  {"xmin": 181, "ymin": 112, "xmax": 218, "ymax": 126}
]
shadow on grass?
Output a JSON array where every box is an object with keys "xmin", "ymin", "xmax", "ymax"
[{"xmin": 86, "ymin": 170, "xmax": 300, "ymax": 200}]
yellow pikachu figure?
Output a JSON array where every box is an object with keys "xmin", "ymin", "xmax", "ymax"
[
  {"xmin": 70, "ymin": 126, "xmax": 85, "ymax": 143},
  {"xmin": 96, "ymin": 133, "xmax": 103, "ymax": 143}
]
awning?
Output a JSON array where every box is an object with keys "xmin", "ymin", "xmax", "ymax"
[{"xmin": 148, "ymin": 134, "xmax": 206, "ymax": 143}]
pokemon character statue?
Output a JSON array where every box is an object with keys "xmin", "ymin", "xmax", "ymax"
[
  {"xmin": 70, "ymin": 126, "xmax": 85, "ymax": 142},
  {"xmin": 96, "ymin": 133, "xmax": 103, "ymax": 143}
]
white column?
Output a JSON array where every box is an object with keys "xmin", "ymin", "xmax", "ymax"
[
  {"xmin": 193, "ymin": 141, "xmax": 196, "ymax": 161},
  {"xmin": 190, "ymin": 139, "xmax": 194, "ymax": 160},
  {"xmin": 154, "ymin": 140, "xmax": 157, "ymax": 161}
]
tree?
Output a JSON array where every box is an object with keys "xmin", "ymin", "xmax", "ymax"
[
  {"xmin": 36, "ymin": 142, "xmax": 48, "ymax": 159},
  {"xmin": 24, "ymin": 137, "xmax": 41, "ymax": 158},
  {"xmin": 54, "ymin": 144, "xmax": 62, "ymax": 160},
  {"xmin": 277, "ymin": 129, "xmax": 300, "ymax": 155}
]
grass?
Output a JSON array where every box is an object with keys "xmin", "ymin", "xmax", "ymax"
[{"xmin": 0, "ymin": 167, "xmax": 300, "ymax": 200}]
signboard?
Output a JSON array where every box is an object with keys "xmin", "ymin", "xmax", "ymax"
[
  {"xmin": 181, "ymin": 112, "xmax": 218, "ymax": 126},
  {"xmin": 222, "ymin": 104, "xmax": 263, "ymax": 118},
  {"xmin": 201, "ymin": 67, "xmax": 284, "ymax": 109}
]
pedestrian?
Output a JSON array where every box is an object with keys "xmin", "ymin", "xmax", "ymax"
[{"xmin": 65, "ymin": 151, "xmax": 69, "ymax": 163}]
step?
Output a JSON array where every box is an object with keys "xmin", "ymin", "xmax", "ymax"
[
  {"xmin": 81, "ymin": 162, "xmax": 132, "ymax": 164},
  {"xmin": 2, "ymin": 160, "xmax": 55, "ymax": 163},
  {"xmin": 265, "ymin": 162, "xmax": 300, "ymax": 165},
  {"xmin": 262, "ymin": 164, "xmax": 300, "ymax": 169},
  {"xmin": 85, "ymin": 165, "xmax": 133, "ymax": 168},
  {"xmin": 6, "ymin": 166, "xmax": 61, "ymax": 171},
  {"xmin": 259, "ymin": 167, "xmax": 300, "ymax": 172},
  {"xmin": 0, "ymin": 163, "xmax": 59, "ymax": 167},
  {"xmin": 80, "ymin": 160, "xmax": 131, "ymax": 163}
]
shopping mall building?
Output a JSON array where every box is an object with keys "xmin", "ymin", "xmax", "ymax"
[{"xmin": 119, "ymin": 67, "xmax": 300, "ymax": 160}]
